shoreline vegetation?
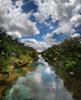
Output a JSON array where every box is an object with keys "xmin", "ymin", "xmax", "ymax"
[
  {"xmin": 41, "ymin": 37, "xmax": 81, "ymax": 100},
  {"xmin": 0, "ymin": 27, "xmax": 38, "ymax": 100},
  {"xmin": 0, "ymin": 26, "xmax": 81, "ymax": 100}
]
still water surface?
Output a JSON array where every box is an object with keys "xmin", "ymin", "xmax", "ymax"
[{"xmin": 5, "ymin": 55, "xmax": 73, "ymax": 100}]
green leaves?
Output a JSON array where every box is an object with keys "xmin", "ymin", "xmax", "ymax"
[
  {"xmin": 41, "ymin": 37, "xmax": 81, "ymax": 100},
  {"xmin": 0, "ymin": 28, "xmax": 38, "ymax": 73},
  {"xmin": 64, "ymin": 59, "xmax": 76, "ymax": 69},
  {"xmin": 42, "ymin": 37, "xmax": 81, "ymax": 72}
]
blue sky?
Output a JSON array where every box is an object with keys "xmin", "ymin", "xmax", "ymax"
[
  {"xmin": 20, "ymin": 0, "xmax": 59, "ymax": 41},
  {"xmin": 19, "ymin": 0, "xmax": 81, "ymax": 42},
  {"xmin": 0, "ymin": 0, "xmax": 81, "ymax": 52}
]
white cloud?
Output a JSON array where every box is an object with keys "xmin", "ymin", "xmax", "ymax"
[
  {"xmin": 71, "ymin": 33, "xmax": 80, "ymax": 38},
  {"xmin": 33, "ymin": 12, "xmax": 47, "ymax": 22},
  {"xmin": 1, "ymin": 0, "xmax": 81, "ymax": 51},
  {"xmin": 7, "ymin": 31, "xmax": 22, "ymax": 38},
  {"xmin": 70, "ymin": 14, "xmax": 81, "ymax": 27},
  {"xmin": 0, "ymin": 0, "xmax": 39, "ymax": 38},
  {"xmin": 44, "ymin": 33, "xmax": 58, "ymax": 46},
  {"xmin": 33, "ymin": 0, "xmax": 81, "ymax": 36},
  {"xmin": 53, "ymin": 23, "xmax": 75, "ymax": 34},
  {"xmin": 20, "ymin": 34, "xmax": 59, "ymax": 52},
  {"xmin": 23, "ymin": 39, "xmax": 48, "ymax": 52}
]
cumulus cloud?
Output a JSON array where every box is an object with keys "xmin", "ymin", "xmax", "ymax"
[
  {"xmin": 71, "ymin": 33, "xmax": 80, "ymax": 38},
  {"xmin": 53, "ymin": 23, "xmax": 75, "ymax": 35},
  {"xmin": 21, "ymin": 38, "xmax": 48, "ymax": 52},
  {"xmin": 33, "ymin": 0, "xmax": 81, "ymax": 36},
  {"xmin": 20, "ymin": 35, "xmax": 59, "ymax": 52},
  {"xmin": 33, "ymin": 12, "xmax": 47, "ymax": 21},
  {"xmin": 44, "ymin": 33, "xmax": 59, "ymax": 46},
  {"xmin": 1, "ymin": 0, "xmax": 81, "ymax": 51},
  {"xmin": 70, "ymin": 14, "xmax": 81, "ymax": 27},
  {"xmin": 0, "ymin": 0, "xmax": 39, "ymax": 38}
]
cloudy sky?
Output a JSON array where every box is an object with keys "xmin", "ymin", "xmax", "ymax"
[{"xmin": 0, "ymin": 0, "xmax": 81, "ymax": 52}]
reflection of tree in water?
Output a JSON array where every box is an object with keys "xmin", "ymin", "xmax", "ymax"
[
  {"xmin": 5, "ymin": 69, "xmax": 56, "ymax": 100},
  {"xmin": 5, "ymin": 74, "xmax": 38, "ymax": 100},
  {"xmin": 6, "ymin": 85, "xmax": 35, "ymax": 100},
  {"xmin": 5, "ymin": 57, "xmax": 73, "ymax": 100}
]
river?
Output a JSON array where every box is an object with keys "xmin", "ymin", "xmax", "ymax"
[{"xmin": 5, "ymin": 55, "xmax": 73, "ymax": 100}]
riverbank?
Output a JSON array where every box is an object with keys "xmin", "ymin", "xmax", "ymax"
[
  {"xmin": 4, "ymin": 55, "xmax": 73, "ymax": 100},
  {"xmin": 0, "ymin": 28, "xmax": 38, "ymax": 100},
  {"xmin": 0, "ymin": 66, "xmax": 35, "ymax": 100},
  {"xmin": 41, "ymin": 37, "xmax": 81, "ymax": 100}
]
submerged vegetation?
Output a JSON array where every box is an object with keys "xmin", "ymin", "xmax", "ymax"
[
  {"xmin": 42, "ymin": 37, "xmax": 81, "ymax": 100},
  {"xmin": 0, "ymin": 27, "xmax": 38, "ymax": 99}
]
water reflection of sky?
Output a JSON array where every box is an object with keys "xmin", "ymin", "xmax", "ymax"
[{"xmin": 5, "ymin": 57, "xmax": 73, "ymax": 100}]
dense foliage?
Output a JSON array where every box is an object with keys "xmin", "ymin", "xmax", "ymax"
[
  {"xmin": 42, "ymin": 37, "xmax": 81, "ymax": 100},
  {"xmin": 0, "ymin": 27, "xmax": 38, "ymax": 72},
  {"xmin": 0, "ymin": 27, "xmax": 38, "ymax": 99}
]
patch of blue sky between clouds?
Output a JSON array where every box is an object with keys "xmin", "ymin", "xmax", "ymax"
[
  {"xmin": 11, "ymin": 0, "xmax": 38, "ymax": 13},
  {"xmin": 75, "ymin": 25, "xmax": 81, "ymax": 35},
  {"xmin": 9, "ymin": 0, "xmax": 81, "ymax": 51},
  {"xmin": 21, "ymin": 0, "xmax": 38, "ymax": 13},
  {"xmin": 11, "ymin": 0, "xmax": 64, "ymax": 45},
  {"xmin": 20, "ymin": 17, "xmax": 59, "ymax": 42},
  {"xmin": 53, "ymin": 34, "xmax": 69, "ymax": 42}
]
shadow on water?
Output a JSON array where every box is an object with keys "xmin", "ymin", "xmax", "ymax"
[{"xmin": 4, "ymin": 55, "xmax": 73, "ymax": 100}]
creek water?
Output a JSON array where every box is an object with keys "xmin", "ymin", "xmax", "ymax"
[{"xmin": 5, "ymin": 55, "xmax": 73, "ymax": 100}]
